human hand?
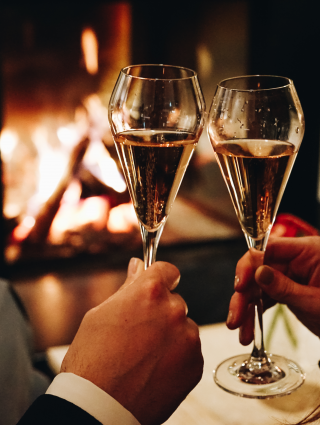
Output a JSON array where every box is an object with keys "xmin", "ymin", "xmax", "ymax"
[
  {"xmin": 227, "ymin": 236, "xmax": 320, "ymax": 345},
  {"xmin": 61, "ymin": 258, "xmax": 203, "ymax": 425}
]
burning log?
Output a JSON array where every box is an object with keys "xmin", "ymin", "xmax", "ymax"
[
  {"xmin": 24, "ymin": 136, "xmax": 91, "ymax": 245},
  {"xmin": 78, "ymin": 167, "xmax": 130, "ymax": 207}
]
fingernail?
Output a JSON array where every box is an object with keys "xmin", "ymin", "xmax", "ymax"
[
  {"xmin": 127, "ymin": 257, "xmax": 140, "ymax": 277},
  {"xmin": 234, "ymin": 275, "xmax": 240, "ymax": 289},
  {"xmin": 256, "ymin": 266, "xmax": 274, "ymax": 285},
  {"xmin": 226, "ymin": 310, "xmax": 233, "ymax": 326}
]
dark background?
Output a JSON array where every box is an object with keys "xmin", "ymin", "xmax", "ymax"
[{"xmin": 132, "ymin": 0, "xmax": 320, "ymax": 227}]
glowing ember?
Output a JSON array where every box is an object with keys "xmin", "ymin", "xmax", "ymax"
[
  {"xmin": 12, "ymin": 216, "xmax": 35, "ymax": 241},
  {"xmin": 49, "ymin": 196, "xmax": 110, "ymax": 244},
  {"xmin": 0, "ymin": 129, "xmax": 18, "ymax": 163},
  {"xmin": 75, "ymin": 197, "xmax": 109, "ymax": 230},
  {"xmin": 107, "ymin": 203, "xmax": 138, "ymax": 233}
]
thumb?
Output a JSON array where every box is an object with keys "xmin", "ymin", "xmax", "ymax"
[
  {"xmin": 123, "ymin": 257, "xmax": 145, "ymax": 287},
  {"xmin": 255, "ymin": 265, "xmax": 320, "ymax": 314}
]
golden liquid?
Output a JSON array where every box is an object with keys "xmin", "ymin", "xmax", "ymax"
[
  {"xmin": 114, "ymin": 130, "xmax": 197, "ymax": 231},
  {"xmin": 214, "ymin": 139, "xmax": 297, "ymax": 239}
]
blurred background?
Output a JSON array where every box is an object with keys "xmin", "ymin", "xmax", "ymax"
[{"xmin": 0, "ymin": 0, "xmax": 319, "ymax": 350}]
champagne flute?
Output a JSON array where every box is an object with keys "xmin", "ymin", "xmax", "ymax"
[
  {"xmin": 108, "ymin": 65, "xmax": 205, "ymax": 269},
  {"xmin": 207, "ymin": 75, "xmax": 305, "ymax": 398}
]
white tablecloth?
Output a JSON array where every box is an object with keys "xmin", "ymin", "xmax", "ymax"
[{"xmin": 165, "ymin": 307, "xmax": 320, "ymax": 425}]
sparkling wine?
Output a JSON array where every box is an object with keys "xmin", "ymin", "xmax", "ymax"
[
  {"xmin": 212, "ymin": 139, "xmax": 297, "ymax": 240},
  {"xmin": 114, "ymin": 130, "xmax": 197, "ymax": 231}
]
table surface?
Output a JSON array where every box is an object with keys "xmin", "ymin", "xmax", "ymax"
[
  {"xmin": 165, "ymin": 308, "xmax": 320, "ymax": 425},
  {"xmin": 47, "ymin": 306, "xmax": 320, "ymax": 425}
]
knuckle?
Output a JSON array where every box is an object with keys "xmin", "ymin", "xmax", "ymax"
[
  {"xmin": 169, "ymin": 294, "xmax": 187, "ymax": 322},
  {"xmin": 144, "ymin": 276, "xmax": 163, "ymax": 301},
  {"xmin": 150, "ymin": 261, "xmax": 169, "ymax": 282},
  {"xmin": 143, "ymin": 262, "xmax": 170, "ymax": 300},
  {"xmin": 179, "ymin": 318, "xmax": 201, "ymax": 353},
  {"xmin": 172, "ymin": 308, "xmax": 186, "ymax": 323},
  {"xmin": 150, "ymin": 261, "xmax": 180, "ymax": 288},
  {"xmin": 155, "ymin": 261, "xmax": 179, "ymax": 275},
  {"xmin": 186, "ymin": 320, "xmax": 201, "ymax": 346},
  {"xmin": 150, "ymin": 261, "xmax": 164, "ymax": 275}
]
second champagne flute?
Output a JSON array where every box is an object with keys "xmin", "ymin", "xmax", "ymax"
[
  {"xmin": 207, "ymin": 75, "xmax": 305, "ymax": 398},
  {"xmin": 108, "ymin": 65, "xmax": 205, "ymax": 269}
]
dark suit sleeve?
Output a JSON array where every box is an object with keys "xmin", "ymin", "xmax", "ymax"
[{"xmin": 17, "ymin": 394, "xmax": 102, "ymax": 425}]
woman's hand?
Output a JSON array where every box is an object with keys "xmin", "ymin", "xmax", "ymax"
[{"xmin": 227, "ymin": 236, "xmax": 320, "ymax": 345}]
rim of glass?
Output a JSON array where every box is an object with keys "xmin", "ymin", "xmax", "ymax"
[
  {"xmin": 120, "ymin": 64, "xmax": 198, "ymax": 81},
  {"xmin": 218, "ymin": 75, "xmax": 293, "ymax": 92}
]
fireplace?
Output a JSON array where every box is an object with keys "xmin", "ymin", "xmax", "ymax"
[{"xmin": 0, "ymin": 3, "xmax": 143, "ymax": 269}]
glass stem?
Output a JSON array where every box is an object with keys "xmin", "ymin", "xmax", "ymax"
[
  {"xmin": 237, "ymin": 232, "xmax": 287, "ymax": 383},
  {"xmin": 140, "ymin": 224, "xmax": 164, "ymax": 269},
  {"xmin": 245, "ymin": 232, "xmax": 270, "ymax": 363},
  {"xmin": 251, "ymin": 297, "xmax": 267, "ymax": 360}
]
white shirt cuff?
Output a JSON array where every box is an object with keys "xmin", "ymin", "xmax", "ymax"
[{"xmin": 46, "ymin": 372, "xmax": 141, "ymax": 425}]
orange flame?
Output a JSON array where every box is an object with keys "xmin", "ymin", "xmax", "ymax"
[{"xmin": 81, "ymin": 28, "xmax": 99, "ymax": 75}]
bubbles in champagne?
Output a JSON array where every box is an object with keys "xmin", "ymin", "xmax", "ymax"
[
  {"xmin": 212, "ymin": 139, "xmax": 297, "ymax": 239},
  {"xmin": 114, "ymin": 130, "xmax": 197, "ymax": 231}
]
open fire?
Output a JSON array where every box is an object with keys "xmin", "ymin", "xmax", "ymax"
[
  {"xmin": 0, "ymin": 3, "xmax": 142, "ymax": 265},
  {"xmin": 1, "ymin": 93, "xmax": 140, "ymax": 264}
]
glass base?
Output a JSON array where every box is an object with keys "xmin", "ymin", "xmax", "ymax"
[{"xmin": 213, "ymin": 353, "xmax": 305, "ymax": 399}]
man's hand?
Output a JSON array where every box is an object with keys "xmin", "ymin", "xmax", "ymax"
[
  {"xmin": 61, "ymin": 258, "xmax": 203, "ymax": 425},
  {"xmin": 227, "ymin": 236, "xmax": 320, "ymax": 344}
]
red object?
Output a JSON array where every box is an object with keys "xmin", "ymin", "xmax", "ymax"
[{"xmin": 272, "ymin": 213, "xmax": 318, "ymax": 237}]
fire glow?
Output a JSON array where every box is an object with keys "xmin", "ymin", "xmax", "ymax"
[
  {"xmin": 81, "ymin": 28, "xmax": 99, "ymax": 75},
  {"xmin": 0, "ymin": 95, "xmax": 138, "ymax": 253},
  {"xmin": 0, "ymin": 2, "xmax": 137, "ymax": 262}
]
